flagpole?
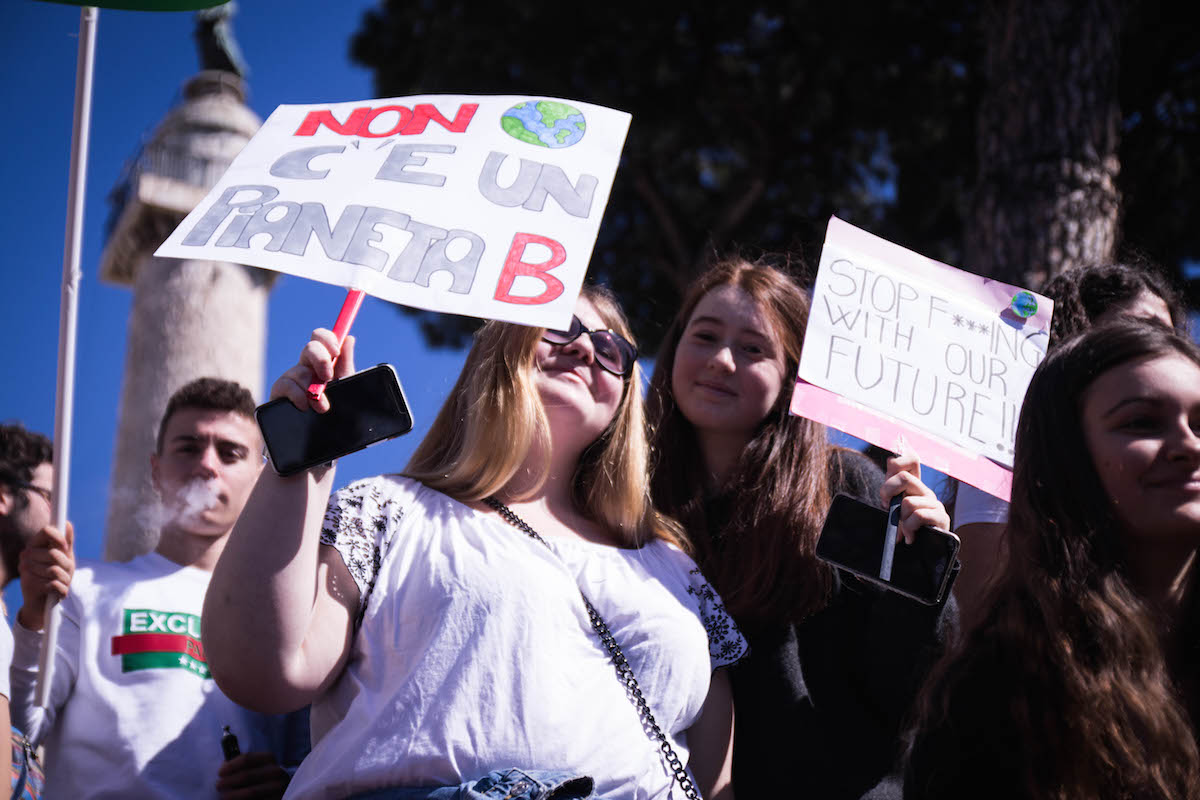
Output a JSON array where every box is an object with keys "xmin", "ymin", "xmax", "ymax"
[{"xmin": 39, "ymin": 5, "xmax": 99, "ymax": 709}]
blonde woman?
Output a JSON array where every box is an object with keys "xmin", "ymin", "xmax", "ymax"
[{"xmin": 203, "ymin": 286, "xmax": 745, "ymax": 800}]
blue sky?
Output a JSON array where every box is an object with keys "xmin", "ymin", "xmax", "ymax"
[{"xmin": 2, "ymin": 1, "xmax": 472, "ymax": 612}]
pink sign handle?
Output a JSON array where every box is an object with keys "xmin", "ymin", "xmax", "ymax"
[{"xmin": 307, "ymin": 289, "xmax": 365, "ymax": 400}]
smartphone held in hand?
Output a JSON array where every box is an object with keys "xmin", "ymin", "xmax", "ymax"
[
  {"xmin": 817, "ymin": 493, "xmax": 960, "ymax": 605},
  {"xmin": 257, "ymin": 364, "xmax": 414, "ymax": 476}
]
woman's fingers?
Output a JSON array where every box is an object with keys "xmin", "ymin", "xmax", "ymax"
[
  {"xmin": 879, "ymin": 447, "xmax": 950, "ymax": 544},
  {"xmin": 880, "ymin": 469, "xmax": 938, "ymax": 513},
  {"xmin": 300, "ymin": 330, "xmax": 341, "ymax": 382},
  {"xmin": 899, "ymin": 494, "xmax": 951, "ymax": 541},
  {"xmin": 306, "ymin": 332, "xmax": 356, "ymax": 412},
  {"xmin": 270, "ymin": 366, "xmax": 318, "ymax": 410},
  {"xmin": 333, "ymin": 334, "xmax": 356, "ymax": 380},
  {"xmin": 885, "ymin": 450, "xmax": 922, "ymax": 483},
  {"xmin": 270, "ymin": 329, "xmax": 353, "ymax": 412}
]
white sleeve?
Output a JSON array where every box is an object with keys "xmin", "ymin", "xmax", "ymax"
[
  {"xmin": 8, "ymin": 599, "xmax": 80, "ymax": 745},
  {"xmin": 953, "ymin": 482, "xmax": 1010, "ymax": 529}
]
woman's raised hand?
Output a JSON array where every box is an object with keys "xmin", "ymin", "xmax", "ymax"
[
  {"xmin": 879, "ymin": 447, "xmax": 951, "ymax": 544},
  {"xmin": 271, "ymin": 330, "xmax": 357, "ymax": 413}
]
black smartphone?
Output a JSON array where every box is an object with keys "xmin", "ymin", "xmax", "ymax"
[
  {"xmin": 256, "ymin": 364, "xmax": 414, "ymax": 477},
  {"xmin": 816, "ymin": 493, "xmax": 960, "ymax": 605}
]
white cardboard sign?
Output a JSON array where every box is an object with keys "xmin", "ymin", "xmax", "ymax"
[
  {"xmin": 156, "ymin": 95, "xmax": 631, "ymax": 329},
  {"xmin": 797, "ymin": 217, "xmax": 1053, "ymax": 471}
]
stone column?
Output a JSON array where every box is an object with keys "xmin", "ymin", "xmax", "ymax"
[{"xmin": 100, "ymin": 71, "xmax": 270, "ymax": 561}]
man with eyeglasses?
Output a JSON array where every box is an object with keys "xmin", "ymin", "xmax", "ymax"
[
  {"xmin": 1, "ymin": 423, "xmax": 75, "ymax": 626},
  {"xmin": 0, "ymin": 424, "xmax": 62, "ymax": 598},
  {"xmin": 1, "ymin": 422, "xmax": 74, "ymax": 767}
]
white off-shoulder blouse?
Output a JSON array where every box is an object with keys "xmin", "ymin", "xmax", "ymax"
[{"xmin": 284, "ymin": 475, "xmax": 747, "ymax": 800}]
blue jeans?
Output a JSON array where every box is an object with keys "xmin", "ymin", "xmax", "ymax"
[{"xmin": 347, "ymin": 768, "xmax": 595, "ymax": 800}]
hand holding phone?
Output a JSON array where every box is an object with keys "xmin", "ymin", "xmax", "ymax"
[
  {"xmin": 271, "ymin": 328, "xmax": 357, "ymax": 415},
  {"xmin": 258, "ymin": 364, "xmax": 414, "ymax": 476},
  {"xmin": 878, "ymin": 447, "xmax": 952, "ymax": 544},
  {"xmin": 817, "ymin": 494, "xmax": 960, "ymax": 605}
]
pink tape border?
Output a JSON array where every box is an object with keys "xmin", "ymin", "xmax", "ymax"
[{"xmin": 791, "ymin": 378, "xmax": 1012, "ymax": 501}]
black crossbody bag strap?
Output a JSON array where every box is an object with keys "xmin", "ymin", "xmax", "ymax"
[{"xmin": 485, "ymin": 498, "xmax": 702, "ymax": 800}]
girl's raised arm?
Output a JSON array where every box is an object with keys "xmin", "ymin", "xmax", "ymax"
[{"xmin": 202, "ymin": 331, "xmax": 360, "ymax": 713}]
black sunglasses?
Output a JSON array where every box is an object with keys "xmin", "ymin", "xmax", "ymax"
[
  {"xmin": 15, "ymin": 481, "xmax": 52, "ymax": 504},
  {"xmin": 542, "ymin": 315, "xmax": 638, "ymax": 377}
]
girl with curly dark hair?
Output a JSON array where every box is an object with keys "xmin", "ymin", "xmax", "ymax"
[{"xmin": 1042, "ymin": 259, "xmax": 1185, "ymax": 344}]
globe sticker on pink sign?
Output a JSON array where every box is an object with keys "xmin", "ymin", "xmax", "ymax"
[{"xmin": 502, "ymin": 100, "xmax": 587, "ymax": 148}]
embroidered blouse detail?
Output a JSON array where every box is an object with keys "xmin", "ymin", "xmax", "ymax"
[
  {"xmin": 687, "ymin": 567, "xmax": 747, "ymax": 664},
  {"xmin": 320, "ymin": 479, "xmax": 403, "ymax": 616}
]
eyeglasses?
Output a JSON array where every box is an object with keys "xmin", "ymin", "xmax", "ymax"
[
  {"xmin": 542, "ymin": 315, "xmax": 638, "ymax": 377},
  {"xmin": 15, "ymin": 481, "xmax": 52, "ymax": 504}
]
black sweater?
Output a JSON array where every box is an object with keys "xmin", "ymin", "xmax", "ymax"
[{"xmin": 720, "ymin": 452, "xmax": 959, "ymax": 799}]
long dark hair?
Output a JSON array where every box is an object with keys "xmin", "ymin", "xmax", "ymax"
[
  {"xmin": 647, "ymin": 257, "xmax": 838, "ymax": 626},
  {"xmin": 909, "ymin": 321, "xmax": 1200, "ymax": 798}
]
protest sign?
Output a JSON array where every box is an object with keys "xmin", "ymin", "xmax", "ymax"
[
  {"xmin": 793, "ymin": 217, "xmax": 1053, "ymax": 500},
  {"xmin": 156, "ymin": 95, "xmax": 631, "ymax": 330}
]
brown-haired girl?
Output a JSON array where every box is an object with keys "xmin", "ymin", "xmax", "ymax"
[
  {"xmin": 954, "ymin": 259, "xmax": 1188, "ymax": 625},
  {"xmin": 906, "ymin": 321, "xmax": 1200, "ymax": 799},
  {"xmin": 648, "ymin": 257, "xmax": 955, "ymax": 799}
]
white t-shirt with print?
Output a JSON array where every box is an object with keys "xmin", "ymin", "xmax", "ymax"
[
  {"xmin": 286, "ymin": 476, "xmax": 747, "ymax": 800},
  {"xmin": 8, "ymin": 552, "xmax": 302, "ymax": 800}
]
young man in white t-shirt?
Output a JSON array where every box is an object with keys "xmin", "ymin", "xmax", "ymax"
[{"xmin": 9, "ymin": 378, "xmax": 305, "ymax": 799}]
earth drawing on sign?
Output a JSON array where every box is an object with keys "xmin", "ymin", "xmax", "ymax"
[{"xmin": 501, "ymin": 100, "xmax": 587, "ymax": 148}]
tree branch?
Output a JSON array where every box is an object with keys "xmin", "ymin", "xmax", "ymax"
[
  {"xmin": 703, "ymin": 116, "xmax": 769, "ymax": 268},
  {"xmin": 631, "ymin": 165, "xmax": 693, "ymax": 293}
]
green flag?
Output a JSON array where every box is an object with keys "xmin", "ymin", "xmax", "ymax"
[{"xmin": 36, "ymin": 0, "xmax": 230, "ymax": 9}]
